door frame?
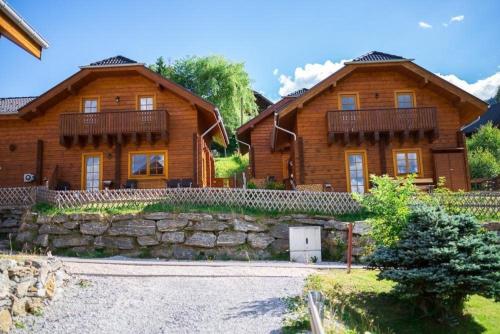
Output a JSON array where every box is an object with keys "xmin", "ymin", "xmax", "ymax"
[
  {"xmin": 81, "ymin": 152, "xmax": 103, "ymax": 190},
  {"xmin": 344, "ymin": 149, "xmax": 369, "ymax": 193}
]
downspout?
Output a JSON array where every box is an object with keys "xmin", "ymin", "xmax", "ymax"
[
  {"xmin": 236, "ymin": 137, "xmax": 251, "ymax": 188},
  {"xmin": 273, "ymin": 112, "xmax": 297, "ymax": 141},
  {"xmin": 273, "ymin": 112, "xmax": 298, "ymax": 190},
  {"xmin": 200, "ymin": 110, "xmax": 223, "ymax": 187}
]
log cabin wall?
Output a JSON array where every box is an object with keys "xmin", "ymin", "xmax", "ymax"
[
  {"xmin": 294, "ymin": 69, "xmax": 464, "ymax": 191},
  {"xmin": 0, "ymin": 73, "xmax": 207, "ymax": 189},
  {"xmin": 250, "ymin": 116, "xmax": 287, "ymax": 181}
]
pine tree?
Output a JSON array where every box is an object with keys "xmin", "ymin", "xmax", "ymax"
[{"xmin": 369, "ymin": 205, "xmax": 500, "ymax": 319}]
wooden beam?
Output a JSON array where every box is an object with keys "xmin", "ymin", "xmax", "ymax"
[
  {"xmin": 419, "ymin": 77, "xmax": 429, "ymax": 88},
  {"xmin": 115, "ymin": 143, "xmax": 121, "ymax": 188},
  {"xmin": 378, "ymin": 138, "xmax": 387, "ymax": 174},
  {"xmin": 327, "ymin": 132, "xmax": 335, "ymax": 145},
  {"xmin": 131, "ymin": 132, "xmax": 138, "ymax": 145},
  {"xmin": 0, "ymin": 12, "xmax": 43, "ymax": 59},
  {"xmin": 156, "ymin": 83, "xmax": 164, "ymax": 91},
  {"xmin": 35, "ymin": 140, "xmax": 43, "ymax": 185},
  {"xmin": 192, "ymin": 133, "xmax": 199, "ymax": 186},
  {"xmin": 161, "ymin": 131, "xmax": 169, "ymax": 144},
  {"xmin": 298, "ymin": 137, "xmax": 305, "ymax": 184},
  {"xmin": 146, "ymin": 132, "xmax": 152, "ymax": 144},
  {"xmin": 116, "ymin": 133, "xmax": 123, "ymax": 145}
]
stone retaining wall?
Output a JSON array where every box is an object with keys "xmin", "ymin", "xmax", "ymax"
[
  {"xmin": 0, "ymin": 257, "xmax": 67, "ymax": 333},
  {"xmin": 14, "ymin": 212, "xmax": 372, "ymax": 261}
]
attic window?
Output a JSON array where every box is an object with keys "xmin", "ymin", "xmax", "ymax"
[{"xmin": 396, "ymin": 92, "xmax": 415, "ymax": 109}]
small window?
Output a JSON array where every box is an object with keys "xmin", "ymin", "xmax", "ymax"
[
  {"xmin": 83, "ymin": 98, "xmax": 98, "ymax": 113},
  {"xmin": 139, "ymin": 96, "xmax": 154, "ymax": 111},
  {"xmin": 340, "ymin": 94, "xmax": 358, "ymax": 111},
  {"xmin": 393, "ymin": 150, "xmax": 422, "ymax": 175},
  {"xmin": 396, "ymin": 92, "xmax": 415, "ymax": 109},
  {"xmin": 129, "ymin": 151, "xmax": 166, "ymax": 178}
]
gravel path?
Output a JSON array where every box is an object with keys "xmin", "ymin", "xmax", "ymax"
[{"xmin": 13, "ymin": 259, "xmax": 315, "ymax": 334}]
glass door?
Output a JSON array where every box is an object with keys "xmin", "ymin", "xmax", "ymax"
[
  {"xmin": 83, "ymin": 154, "xmax": 101, "ymax": 191},
  {"xmin": 346, "ymin": 151, "xmax": 367, "ymax": 193}
]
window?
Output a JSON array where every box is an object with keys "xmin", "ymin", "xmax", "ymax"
[
  {"xmin": 82, "ymin": 98, "xmax": 98, "ymax": 113},
  {"xmin": 345, "ymin": 151, "xmax": 368, "ymax": 194},
  {"xmin": 339, "ymin": 94, "xmax": 358, "ymax": 111},
  {"xmin": 395, "ymin": 92, "xmax": 415, "ymax": 109},
  {"xmin": 393, "ymin": 149, "xmax": 422, "ymax": 176},
  {"xmin": 139, "ymin": 96, "xmax": 154, "ymax": 111},
  {"xmin": 129, "ymin": 151, "xmax": 167, "ymax": 178}
]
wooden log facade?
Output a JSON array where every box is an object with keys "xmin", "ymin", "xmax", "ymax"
[
  {"xmin": 0, "ymin": 56, "xmax": 226, "ymax": 190},
  {"xmin": 238, "ymin": 52, "xmax": 488, "ymax": 192}
]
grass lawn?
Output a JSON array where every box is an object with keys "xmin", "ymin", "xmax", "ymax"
[
  {"xmin": 299, "ymin": 269, "xmax": 499, "ymax": 334},
  {"xmin": 214, "ymin": 154, "xmax": 249, "ymax": 178}
]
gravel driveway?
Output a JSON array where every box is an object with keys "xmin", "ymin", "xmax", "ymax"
[{"xmin": 13, "ymin": 259, "xmax": 317, "ymax": 334}]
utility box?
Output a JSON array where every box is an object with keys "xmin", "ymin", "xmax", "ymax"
[{"xmin": 289, "ymin": 226, "xmax": 322, "ymax": 263}]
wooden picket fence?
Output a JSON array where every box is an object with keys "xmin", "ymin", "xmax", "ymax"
[{"xmin": 0, "ymin": 186, "xmax": 498, "ymax": 218}]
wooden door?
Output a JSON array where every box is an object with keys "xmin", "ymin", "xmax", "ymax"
[{"xmin": 433, "ymin": 152, "xmax": 469, "ymax": 191}]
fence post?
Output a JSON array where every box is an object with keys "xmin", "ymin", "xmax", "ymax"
[{"xmin": 347, "ymin": 222, "xmax": 353, "ymax": 273}]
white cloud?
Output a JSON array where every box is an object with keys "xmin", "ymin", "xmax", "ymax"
[
  {"xmin": 278, "ymin": 59, "xmax": 348, "ymax": 96},
  {"xmin": 436, "ymin": 72, "xmax": 500, "ymax": 100},
  {"xmin": 419, "ymin": 21, "xmax": 432, "ymax": 29},
  {"xmin": 272, "ymin": 68, "xmax": 279, "ymax": 76},
  {"xmin": 277, "ymin": 59, "xmax": 500, "ymax": 100},
  {"xmin": 450, "ymin": 15, "xmax": 464, "ymax": 22}
]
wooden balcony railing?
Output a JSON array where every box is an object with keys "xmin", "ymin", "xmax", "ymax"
[
  {"xmin": 59, "ymin": 109, "xmax": 169, "ymax": 146},
  {"xmin": 327, "ymin": 107, "xmax": 437, "ymax": 143}
]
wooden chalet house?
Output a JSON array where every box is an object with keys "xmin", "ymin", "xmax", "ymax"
[
  {"xmin": 238, "ymin": 51, "xmax": 488, "ymax": 192},
  {"xmin": 0, "ymin": 56, "xmax": 228, "ymax": 190}
]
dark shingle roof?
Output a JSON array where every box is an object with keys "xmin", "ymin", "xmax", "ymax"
[
  {"xmin": 463, "ymin": 103, "xmax": 500, "ymax": 135},
  {"xmin": 0, "ymin": 97, "xmax": 37, "ymax": 114},
  {"xmin": 351, "ymin": 51, "xmax": 408, "ymax": 63},
  {"xmin": 286, "ymin": 88, "xmax": 309, "ymax": 97},
  {"xmin": 86, "ymin": 55, "xmax": 138, "ymax": 67}
]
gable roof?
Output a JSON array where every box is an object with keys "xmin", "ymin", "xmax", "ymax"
[
  {"xmin": 253, "ymin": 91, "xmax": 273, "ymax": 113},
  {"xmin": 82, "ymin": 55, "xmax": 139, "ymax": 68},
  {"xmin": 0, "ymin": 96, "xmax": 37, "ymax": 114},
  {"xmin": 463, "ymin": 103, "xmax": 500, "ymax": 135},
  {"xmin": 349, "ymin": 51, "xmax": 409, "ymax": 63},
  {"xmin": 7, "ymin": 56, "xmax": 228, "ymax": 145},
  {"xmin": 277, "ymin": 52, "xmax": 488, "ymax": 126},
  {"xmin": 286, "ymin": 88, "xmax": 309, "ymax": 97}
]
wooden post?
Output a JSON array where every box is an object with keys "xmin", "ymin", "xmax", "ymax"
[
  {"xmin": 36, "ymin": 140, "xmax": 44, "ymax": 185},
  {"xmin": 115, "ymin": 143, "xmax": 121, "ymax": 188},
  {"xmin": 347, "ymin": 222, "xmax": 353, "ymax": 274}
]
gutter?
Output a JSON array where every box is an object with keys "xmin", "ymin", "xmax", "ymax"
[
  {"xmin": 273, "ymin": 112, "xmax": 296, "ymax": 141},
  {"xmin": 201, "ymin": 110, "xmax": 223, "ymax": 139},
  {"xmin": 460, "ymin": 116, "xmax": 480, "ymax": 132},
  {"xmin": 0, "ymin": 0, "xmax": 49, "ymax": 49}
]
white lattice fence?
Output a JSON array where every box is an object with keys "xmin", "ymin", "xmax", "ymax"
[
  {"xmin": 41, "ymin": 188, "xmax": 362, "ymax": 215},
  {"xmin": 0, "ymin": 187, "xmax": 37, "ymax": 208}
]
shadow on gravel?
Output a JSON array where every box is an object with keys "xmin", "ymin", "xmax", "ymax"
[{"xmin": 224, "ymin": 297, "xmax": 284, "ymax": 319}]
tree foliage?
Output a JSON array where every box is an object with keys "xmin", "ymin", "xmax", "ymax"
[
  {"xmin": 354, "ymin": 174, "xmax": 426, "ymax": 246},
  {"xmin": 150, "ymin": 55, "xmax": 258, "ymax": 137},
  {"xmin": 369, "ymin": 205, "xmax": 500, "ymax": 319},
  {"xmin": 467, "ymin": 122, "xmax": 500, "ymax": 179}
]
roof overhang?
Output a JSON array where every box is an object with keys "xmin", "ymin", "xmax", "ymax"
[
  {"xmin": 17, "ymin": 64, "xmax": 229, "ymax": 145},
  {"xmin": 0, "ymin": 0, "xmax": 48, "ymax": 59}
]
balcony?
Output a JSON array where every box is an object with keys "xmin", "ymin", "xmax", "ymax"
[
  {"xmin": 327, "ymin": 107, "xmax": 437, "ymax": 144},
  {"xmin": 59, "ymin": 109, "xmax": 169, "ymax": 147}
]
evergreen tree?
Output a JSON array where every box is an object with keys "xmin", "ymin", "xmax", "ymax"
[{"xmin": 369, "ymin": 205, "xmax": 500, "ymax": 319}]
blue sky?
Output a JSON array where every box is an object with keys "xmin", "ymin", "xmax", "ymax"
[{"xmin": 2, "ymin": 0, "xmax": 499, "ymax": 102}]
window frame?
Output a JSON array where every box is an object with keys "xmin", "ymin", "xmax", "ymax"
[
  {"xmin": 392, "ymin": 148, "xmax": 424, "ymax": 177},
  {"xmin": 394, "ymin": 90, "xmax": 416, "ymax": 109},
  {"xmin": 136, "ymin": 94, "xmax": 156, "ymax": 111},
  {"xmin": 128, "ymin": 150, "xmax": 168, "ymax": 179},
  {"xmin": 344, "ymin": 149, "xmax": 369, "ymax": 193},
  {"xmin": 81, "ymin": 152, "xmax": 103, "ymax": 191},
  {"xmin": 81, "ymin": 96, "xmax": 100, "ymax": 113},
  {"xmin": 338, "ymin": 92, "xmax": 360, "ymax": 111}
]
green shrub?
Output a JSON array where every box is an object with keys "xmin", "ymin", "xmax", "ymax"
[
  {"xmin": 468, "ymin": 148, "xmax": 499, "ymax": 179},
  {"xmin": 246, "ymin": 182, "xmax": 257, "ymax": 189},
  {"xmin": 264, "ymin": 180, "xmax": 285, "ymax": 190},
  {"xmin": 354, "ymin": 174, "xmax": 427, "ymax": 246},
  {"xmin": 368, "ymin": 205, "xmax": 500, "ymax": 320},
  {"xmin": 467, "ymin": 122, "xmax": 500, "ymax": 179}
]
